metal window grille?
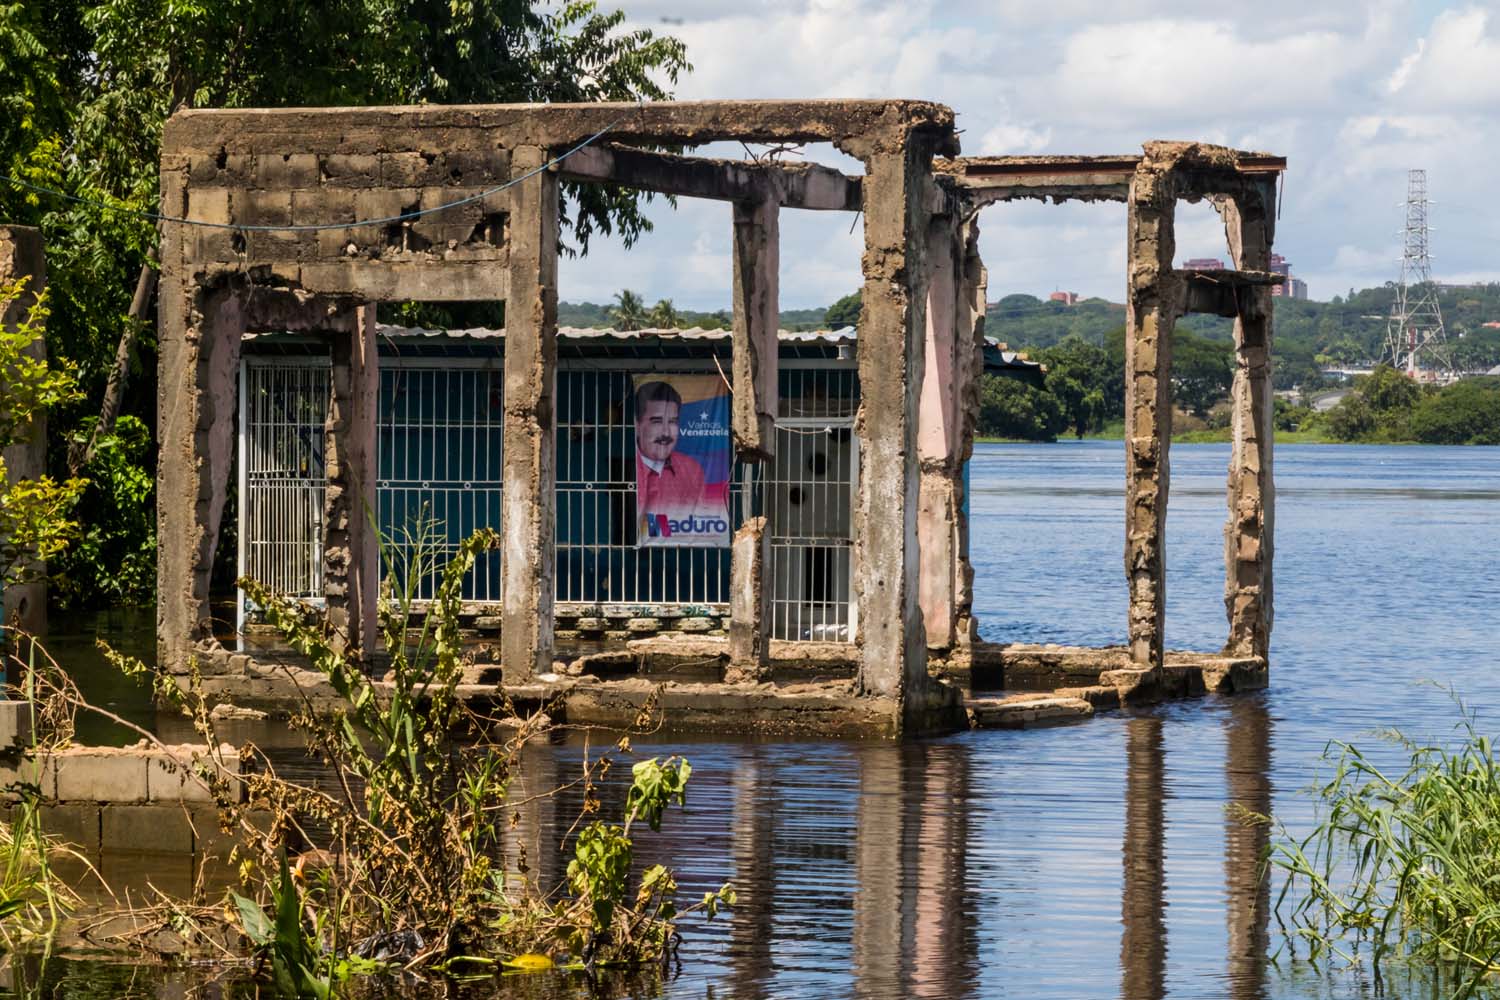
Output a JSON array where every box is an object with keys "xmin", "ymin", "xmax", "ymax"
[
  {"xmin": 240, "ymin": 351, "xmax": 859, "ymax": 642},
  {"xmin": 238, "ymin": 360, "xmax": 330, "ymax": 628},
  {"xmin": 554, "ymin": 364, "xmax": 752, "ymax": 609},
  {"xmin": 376, "ymin": 361, "xmax": 505, "ymax": 603},
  {"xmin": 765, "ymin": 368, "xmax": 859, "ymax": 641}
]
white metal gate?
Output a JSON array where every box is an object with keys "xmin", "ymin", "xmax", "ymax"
[
  {"xmin": 238, "ymin": 359, "xmax": 330, "ymax": 629},
  {"xmin": 765, "ymin": 368, "xmax": 858, "ymax": 641}
]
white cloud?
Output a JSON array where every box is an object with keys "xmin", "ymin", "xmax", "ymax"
[
  {"xmin": 1385, "ymin": 7, "xmax": 1500, "ymax": 107},
  {"xmin": 568, "ymin": 1, "xmax": 1500, "ymax": 308}
]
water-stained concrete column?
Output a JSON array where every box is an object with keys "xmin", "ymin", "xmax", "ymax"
[
  {"xmin": 501, "ymin": 146, "xmax": 560, "ymax": 682},
  {"xmin": 0, "ymin": 225, "xmax": 49, "ymax": 634},
  {"xmin": 917, "ymin": 209, "xmax": 983, "ymax": 653},
  {"xmin": 727, "ymin": 195, "xmax": 779, "ymax": 681},
  {"xmin": 727, "ymin": 516, "xmax": 771, "ymax": 682},
  {"xmin": 1218, "ymin": 186, "xmax": 1276, "ymax": 660},
  {"xmin": 850, "ymin": 142, "xmax": 934, "ymax": 703},
  {"xmin": 323, "ymin": 305, "xmax": 379, "ymax": 659},
  {"xmin": 731, "ymin": 196, "xmax": 779, "ymax": 459},
  {"xmin": 156, "ymin": 275, "xmax": 245, "ymax": 672},
  {"xmin": 1124, "ymin": 158, "xmax": 1182, "ymax": 670}
]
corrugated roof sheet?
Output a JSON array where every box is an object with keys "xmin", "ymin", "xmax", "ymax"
[{"xmin": 371, "ymin": 323, "xmax": 1038, "ymax": 368}]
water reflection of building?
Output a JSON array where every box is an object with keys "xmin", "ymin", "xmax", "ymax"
[
  {"xmin": 1225, "ymin": 695, "xmax": 1272, "ymax": 1000},
  {"xmin": 853, "ymin": 742, "xmax": 979, "ymax": 999},
  {"xmin": 1121, "ymin": 715, "xmax": 1167, "ymax": 1000},
  {"xmin": 1118, "ymin": 701, "xmax": 1273, "ymax": 1000}
]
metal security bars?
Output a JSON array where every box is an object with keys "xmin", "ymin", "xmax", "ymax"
[
  {"xmin": 238, "ymin": 359, "xmax": 330, "ymax": 629},
  {"xmin": 765, "ymin": 368, "xmax": 858, "ymax": 641},
  {"xmin": 376, "ymin": 360, "xmax": 505, "ymax": 603},
  {"xmin": 554, "ymin": 365, "xmax": 751, "ymax": 609},
  {"xmin": 240, "ymin": 347, "xmax": 859, "ymax": 643}
]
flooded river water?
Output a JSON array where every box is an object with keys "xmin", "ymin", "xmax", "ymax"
[{"xmin": 26, "ymin": 441, "xmax": 1500, "ymax": 999}]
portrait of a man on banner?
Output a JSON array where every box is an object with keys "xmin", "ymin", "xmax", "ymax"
[{"xmin": 633, "ymin": 374, "xmax": 732, "ymax": 548}]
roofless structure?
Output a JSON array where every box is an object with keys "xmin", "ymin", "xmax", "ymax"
[{"xmin": 150, "ymin": 100, "xmax": 1285, "ymax": 734}]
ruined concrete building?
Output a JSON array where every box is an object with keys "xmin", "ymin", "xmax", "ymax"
[{"xmin": 153, "ymin": 100, "xmax": 1284, "ymax": 734}]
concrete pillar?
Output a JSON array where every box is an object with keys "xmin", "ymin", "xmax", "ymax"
[
  {"xmin": 500, "ymin": 146, "xmax": 560, "ymax": 683},
  {"xmin": 727, "ymin": 196, "xmax": 778, "ymax": 678},
  {"xmin": 852, "ymin": 144, "xmax": 933, "ymax": 703},
  {"xmin": 916, "ymin": 210, "xmax": 983, "ymax": 652},
  {"xmin": 726, "ymin": 516, "xmax": 771, "ymax": 682},
  {"xmin": 0, "ymin": 226, "xmax": 48, "ymax": 635},
  {"xmin": 323, "ymin": 305, "xmax": 379, "ymax": 659},
  {"xmin": 1218, "ymin": 187, "xmax": 1276, "ymax": 660},
  {"xmin": 1123, "ymin": 162, "xmax": 1181, "ymax": 669},
  {"xmin": 730, "ymin": 197, "xmax": 779, "ymax": 460},
  {"xmin": 156, "ymin": 272, "xmax": 245, "ymax": 671},
  {"xmin": 1121, "ymin": 715, "xmax": 1166, "ymax": 1000}
]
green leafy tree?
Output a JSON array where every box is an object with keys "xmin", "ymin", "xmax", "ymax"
[
  {"xmin": 1325, "ymin": 393, "xmax": 1375, "ymax": 441},
  {"xmin": 610, "ymin": 289, "xmax": 646, "ymax": 331},
  {"xmin": 977, "ymin": 375, "xmax": 1067, "ymax": 442},
  {"xmin": 1359, "ymin": 364, "xmax": 1421, "ymax": 413},
  {"xmin": 1170, "ymin": 328, "xmax": 1234, "ymax": 418},
  {"xmin": 1034, "ymin": 336, "xmax": 1112, "ymax": 437},
  {"xmin": 1408, "ymin": 379, "xmax": 1500, "ymax": 445},
  {"xmin": 0, "ymin": 280, "xmax": 85, "ymax": 589},
  {"xmin": 0, "ymin": 0, "xmax": 690, "ymax": 608},
  {"xmin": 648, "ymin": 298, "xmax": 680, "ymax": 329},
  {"xmin": 824, "ymin": 290, "xmax": 861, "ymax": 329}
]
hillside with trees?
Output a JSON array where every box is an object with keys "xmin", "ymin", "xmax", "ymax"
[{"xmin": 563, "ymin": 281, "xmax": 1500, "ymax": 444}]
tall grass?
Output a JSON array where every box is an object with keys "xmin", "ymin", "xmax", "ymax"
[{"xmin": 1270, "ymin": 704, "xmax": 1500, "ymax": 997}]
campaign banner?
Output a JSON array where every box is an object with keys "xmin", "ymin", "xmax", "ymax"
[{"xmin": 632, "ymin": 374, "xmax": 732, "ymax": 548}]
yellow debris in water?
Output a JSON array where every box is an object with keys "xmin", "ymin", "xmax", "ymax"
[{"xmin": 503, "ymin": 954, "xmax": 554, "ymax": 971}]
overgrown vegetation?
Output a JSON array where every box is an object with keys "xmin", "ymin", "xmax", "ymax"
[
  {"xmin": 0, "ymin": 279, "xmax": 84, "ymax": 584},
  {"xmin": 38, "ymin": 523, "xmax": 733, "ymax": 993},
  {"xmin": 1320, "ymin": 366, "xmax": 1500, "ymax": 445},
  {"xmin": 1268, "ymin": 705, "xmax": 1500, "ymax": 996},
  {"xmin": 1, "ymin": 0, "xmax": 691, "ymax": 610}
]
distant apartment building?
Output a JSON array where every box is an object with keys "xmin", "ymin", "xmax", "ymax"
[
  {"xmin": 1183, "ymin": 257, "xmax": 1226, "ymax": 270},
  {"xmin": 1269, "ymin": 253, "xmax": 1308, "ymax": 300},
  {"xmin": 1048, "ymin": 291, "xmax": 1079, "ymax": 305}
]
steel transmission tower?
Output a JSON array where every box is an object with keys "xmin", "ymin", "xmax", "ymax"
[{"xmin": 1383, "ymin": 169, "xmax": 1452, "ymax": 376}]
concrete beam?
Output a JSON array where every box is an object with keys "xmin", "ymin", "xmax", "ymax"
[
  {"xmin": 1216, "ymin": 184, "xmax": 1277, "ymax": 660},
  {"xmin": 0, "ymin": 225, "xmax": 48, "ymax": 634},
  {"xmin": 1123, "ymin": 156, "xmax": 1182, "ymax": 670},
  {"xmin": 162, "ymin": 100, "xmax": 960, "ymax": 157},
  {"xmin": 323, "ymin": 306, "xmax": 379, "ymax": 660},
  {"xmin": 1179, "ymin": 268, "xmax": 1280, "ymax": 318},
  {"xmin": 559, "ymin": 145, "xmax": 861, "ymax": 212},
  {"xmin": 731, "ymin": 197, "xmax": 779, "ymax": 459},
  {"xmin": 500, "ymin": 147, "xmax": 560, "ymax": 683}
]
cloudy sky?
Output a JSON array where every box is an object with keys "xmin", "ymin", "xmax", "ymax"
[{"xmin": 557, "ymin": 1, "xmax": 1500, "ymax": 311}]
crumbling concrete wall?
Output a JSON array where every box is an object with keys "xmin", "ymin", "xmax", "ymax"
[{"xmin": 0, "ymin": 226, "xmax": 48, "ymax": 635}]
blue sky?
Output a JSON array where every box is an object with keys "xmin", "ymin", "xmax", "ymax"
[{"xmin": 557, "ymin": 1, "xmax": 1500, "ymax": 310}]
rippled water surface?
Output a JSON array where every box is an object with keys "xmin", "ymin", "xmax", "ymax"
[{"xmin": 28, "ymin": 442, "xmax": 1500, "ymax": 999}]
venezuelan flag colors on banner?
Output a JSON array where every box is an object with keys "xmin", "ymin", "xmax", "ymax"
[{"xmin": 632, "ymin": 373, "xmax": 732, "ymax": 549}]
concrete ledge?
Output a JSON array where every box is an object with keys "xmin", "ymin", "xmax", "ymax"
[
  {"xmin": 968, "ymin": 693, "xmax": 1094, "ymax": 729},
  {"xmin": 1, "ymin": 744, "xmax": 242, "ymax": 805}
]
